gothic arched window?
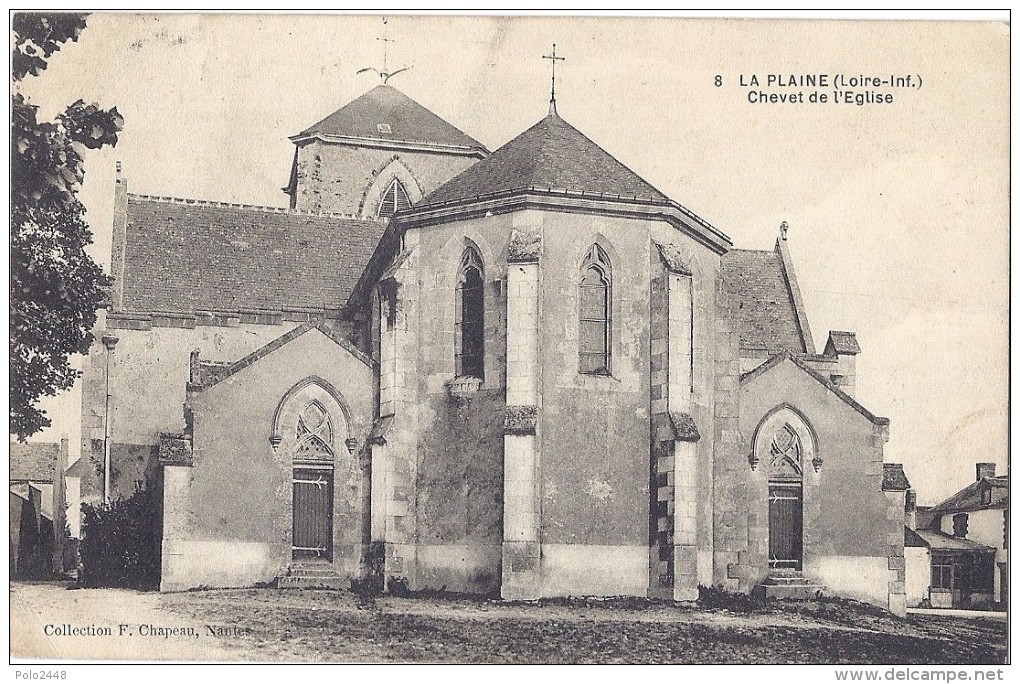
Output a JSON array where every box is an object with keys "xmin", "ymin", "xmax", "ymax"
[
  {"xmin": 579, "ymin": 244, "xmax": 612, "ymax": 375},
  {"xmin": 456, "ymin": 247, "xmax": 484, "ymax": 379},
  {"xmin": 378, "ymin": 179, "xmax": 412, "ymax": 217}
]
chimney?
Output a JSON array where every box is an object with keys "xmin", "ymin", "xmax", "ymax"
[
  {"xmin": 824, "ymin": 331, "xmax": 860, "ymax": 397},
  {"xmin": 976, "ymin": 462, "xmax": 996, "ymax": 481},
  {"xmin": 903, "ymin": 490, "xmax": 917, "ymax": 529}
]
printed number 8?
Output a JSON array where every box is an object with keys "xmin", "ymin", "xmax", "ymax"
[{"xmin": 714, "ymin": 75, "xmax": 722, "ymax": 87}]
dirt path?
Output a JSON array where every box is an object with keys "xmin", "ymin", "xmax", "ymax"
[
  {"xmin": 10, "ymin": 581, "xmax": 237, "ymax": 661},
  {"xmin": 11, "ymin": 582, "xmax": 1007, "ymax": 664}
]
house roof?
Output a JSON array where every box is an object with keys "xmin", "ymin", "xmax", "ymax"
[
  {"xmin": 825, "ymin": 330, "xmax": 861, "ymax": 356},
  {"xmin": 120, "ymin": 196, "xmax": 387, "ymax": 316},
  {"xmin": 721, "ymin": 244, "xmax": 810, "ymax": 355},
  {"xmin": 931, "ymin": 475, "xmax": 1008, "ymax": 514},
  {"xmin": 740, "ymin": 350, "xmax": 889, "ymax": 426},
  {"xmin": 417, "ymin": 113, "xmax": 670, "ymax": 208},
  {"xmin": 294, "ymin": 85, "xmax": 487, "ymax": 153},
  {"xmin": 883, "ymin": 463, "xmax": 912, "ymax": 492},
  {"xmin": 905, "ymin": 527, "xmax": 996, "ymax": 552},
  {"xmin": 10, "ymin": 442, "xmax": 58, "ymax": 482}
]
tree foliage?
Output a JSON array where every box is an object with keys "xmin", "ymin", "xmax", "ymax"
[{"xmin": 11, "ymin": 13, "xmax": 123, "ymax": 438}]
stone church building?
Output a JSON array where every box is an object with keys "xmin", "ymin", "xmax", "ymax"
[{"xmin": 78, "ymin": 82, "xmax": 913, "ymax": 613}]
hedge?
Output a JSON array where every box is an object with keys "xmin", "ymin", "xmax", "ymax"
[{"xmin": 79, "ymin": 487, "xmax": 161, "ymax": 590}]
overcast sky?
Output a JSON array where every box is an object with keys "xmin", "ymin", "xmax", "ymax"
[{"xmin": 18, "ymin": 13, "xmax": 1009, "ymax": 505}]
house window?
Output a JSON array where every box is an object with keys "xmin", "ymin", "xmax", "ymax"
[
  {"xmin": 378, "ymin": 179, "xmax": 411, "ymax": 217},
  {"xmin": 953, "ymin": 513, "xmax": 969, "ymax": 538},
  {"xmin": 579, "ymin": 244, "xmax": 612, "ymax": 375},
  {"xmin": 455, "ymin": 248, "xmax": 484, "ymax": 379},
  {"xmin": 931, "ymin": 559, "xmax": 953, "ymax": 590},
  {"xmin": 981, "ymin": 487, "xmax": 992, "ymax": 505}
]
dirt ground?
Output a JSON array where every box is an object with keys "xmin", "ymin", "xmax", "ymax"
[{"xmin": 10, "ymin": 581, "xmax": 1008, "ymax": 664}]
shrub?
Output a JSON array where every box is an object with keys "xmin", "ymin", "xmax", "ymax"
[
  {"xmin": 79, "ymin": 487, "xmax": 161, "ymax": 590},
  {"xmin": 697, "ymin": 584, "xmax": 766, "ymax": 613}
]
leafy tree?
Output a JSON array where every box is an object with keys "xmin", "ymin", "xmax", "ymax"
[{"xmin": 11, "ymin": 13, "xmax": 123, "ymax": 439}]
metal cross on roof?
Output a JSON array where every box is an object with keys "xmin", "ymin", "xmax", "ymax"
[
  {"xmin": 542, "ymin": 43, "xmax": 565, "ymax": 115},
  {"xmin": 357, "ymin": 33, "xmax": 412, "ymax": 85}
]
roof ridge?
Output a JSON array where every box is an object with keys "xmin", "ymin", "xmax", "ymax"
[{"xmin": 127, "ymin": 193, "xmax": 382, "ymax": 222}]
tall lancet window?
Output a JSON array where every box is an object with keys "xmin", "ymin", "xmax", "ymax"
[
  {"xmin": 456, "ymin": 247, "xmax": 484, "ymax": 379},
  {"xmin": 378, "ymin": 179, "xmax": 411, "ymax": 217},
  {"xmin": 579, "ymin": 244, "xmax": 612, "ymax": 375}
]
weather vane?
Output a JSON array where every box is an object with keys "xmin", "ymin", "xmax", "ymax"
[
  {"xmin": 542, "ymin": 43, "xmax": 565, "ymax": 115},
  {"xmin": 357, "ymin": 22, "xmax": 412, "ymax": 85}
]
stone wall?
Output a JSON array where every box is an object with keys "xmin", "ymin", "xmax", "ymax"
[
  {"xmin": 292, "ymin": 143, "xmax": 477, "ymax": 215},
  {"xmin": 374, "ymin": 217, "xmax": 510, "ymax": 593}
]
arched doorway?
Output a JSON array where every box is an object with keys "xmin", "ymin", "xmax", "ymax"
[
  {"xmin": 274, "ymin": 378, "xmax": 350, "ymax": 561},
  {"xmin": 753, "ymin": 406, "xmax": 816, "ymax": 572},
  {"xmin": 766, "ymin": 424, "xmax": 804, "ymax": 570}
]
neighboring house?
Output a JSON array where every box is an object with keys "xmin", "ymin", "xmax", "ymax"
[
  {"xmin": 904, "ymin": 463, "xmax": 1007, "ymax": 608},
  {"xmin": 9, "ymin": 439, "xmax": 68, "ymax": 578},
  {"xmin": 77, "ymin": 81, "xmax": 910, "ymax": 613}
]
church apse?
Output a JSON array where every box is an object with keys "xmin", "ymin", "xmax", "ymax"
[
  {"xmin": 369, "ymin": 218, "xmax": 509, "ymax": 594},
  {"xmin": 536, "ymin": 216, "xmax": 658, "ymax": 597}
]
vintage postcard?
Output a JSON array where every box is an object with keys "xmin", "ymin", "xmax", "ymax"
[{"xmin": 9, "ymin": 12, "xmax": 1009, "ymax": 668}]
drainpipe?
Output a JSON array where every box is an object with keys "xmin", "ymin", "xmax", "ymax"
[{"xmin": 101, "ymin": 335, "xmax": 119, "ymax": 504}]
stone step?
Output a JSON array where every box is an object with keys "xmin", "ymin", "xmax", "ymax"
[
  {"xmin": 287, "ymin": 566, "xmax": 338, "ymax": 578},
  {"xmin": 760, "ymin": 571, "xmax": 818, "ymax": 586},
  {"xmin": 752, "ymin": 582, "xmax": 825, "ymax": 602},
  {"xmin": 278, "ymin": 575, "xmax": 348, "ymax": 590},
  {"xmin": 762, "ymin": 576, "xmax": 814, "ymax": 585},
  {"xmin": 767, "ymin": 568, "xmax": 805, "ymax": 578}
]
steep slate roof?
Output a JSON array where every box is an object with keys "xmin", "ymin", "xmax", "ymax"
[
  {"xmin": 722, "ymin": 247, "xmax": 808, "ymax": 354},
  {"xmin": 882, "ymin": 463, "xmax": 912, "ymax": 492},
  {"xmin": 931, "ymin": 476, "xmax": 1008, "ymax": 514},
  {"xmin": 120, "ymin": 197, "xmax": 387, "ymax": 315},
  {"xmin": 905, "ymin": 527, "xmax": 995, "ymax": 552},
  {"xmin": 10, "ymin": 442, "xmax": 58, "ymax": 482},
  {"xmin": 296, "ymin": 85, "xmax": 486, "ymax": 152},
  {"xmin": 418, "ymin": 113, "xmax": 670, "ymax": 207}
]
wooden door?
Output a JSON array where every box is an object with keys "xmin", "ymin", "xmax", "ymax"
[
  {"xmin": 293, "ymin": 468, "xmax": 333, "ymax": 560},
  {"xmin": 768, "ymin": 483, "xmax": 803, "ymax": 570}
]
